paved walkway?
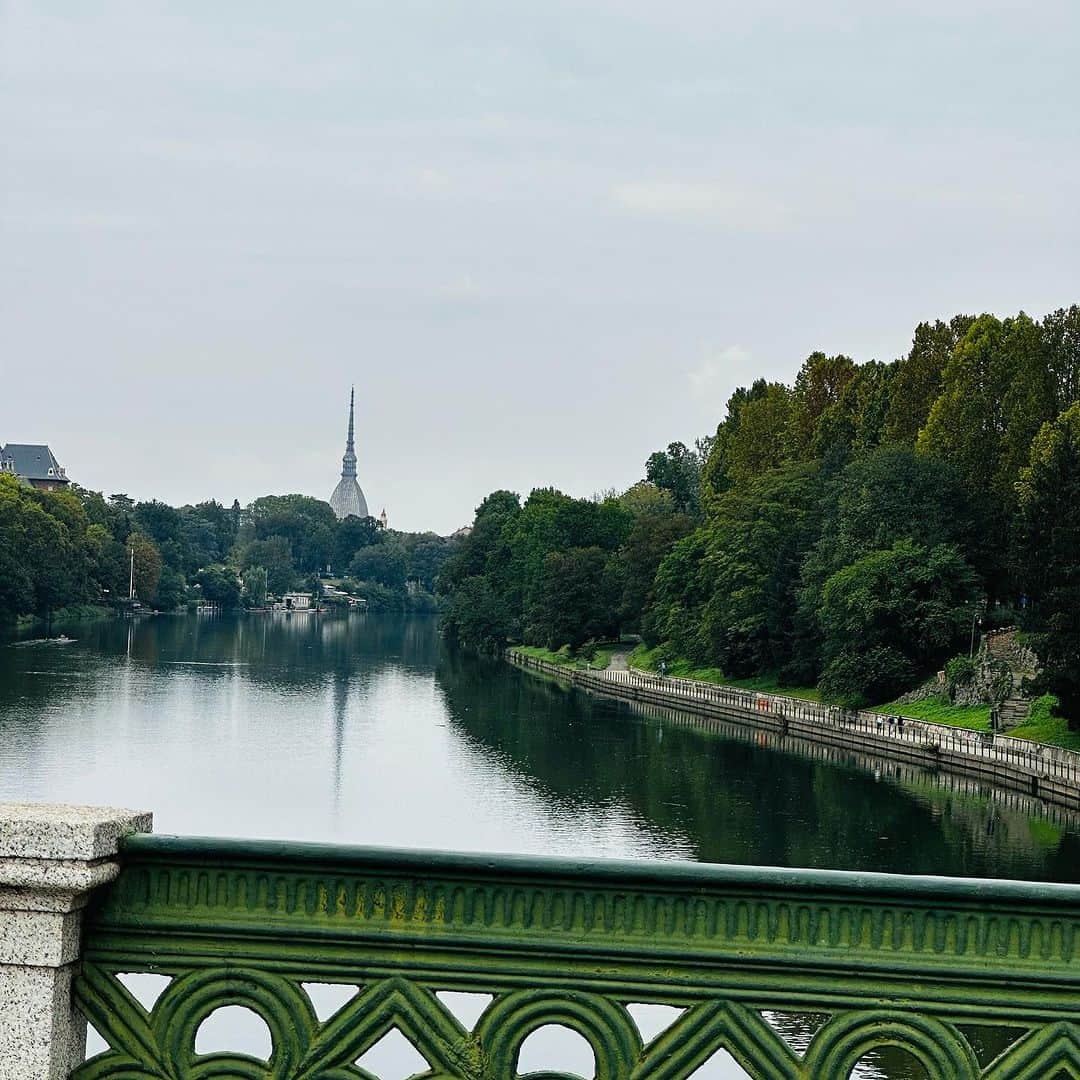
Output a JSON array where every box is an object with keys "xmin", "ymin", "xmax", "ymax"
[{"xmin": 596, "ymin": 664, "xmax": 1080, "ymax": 787}]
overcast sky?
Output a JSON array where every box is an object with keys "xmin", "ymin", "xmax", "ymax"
[{"xmin": 2, "ymin": 2, "xmax": 1077, "ymax": 533}]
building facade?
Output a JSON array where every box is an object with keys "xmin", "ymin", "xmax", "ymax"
[{"xmin": 0, "ymin": 443, "xmax": 70, "ymax": 492}]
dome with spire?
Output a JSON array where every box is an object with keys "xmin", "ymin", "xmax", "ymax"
[{"xmin": 329, "ymin": 387, "xmax": 369, "ymax": 520}]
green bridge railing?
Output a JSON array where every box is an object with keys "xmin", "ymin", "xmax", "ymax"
[{"xmin": 73, "ymin": 834, "xmax": 1080, "ymax": 1078}]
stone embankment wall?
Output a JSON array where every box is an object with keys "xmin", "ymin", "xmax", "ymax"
[{"xmin": 508, "ymin": 651, "xmax": 1080, "ymax": 812}]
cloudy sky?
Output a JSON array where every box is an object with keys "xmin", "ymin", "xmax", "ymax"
[{"xmin": 2, "ymin": 2, "xmax": 1077, "ymax": 533}]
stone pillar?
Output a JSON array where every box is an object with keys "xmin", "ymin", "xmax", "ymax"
[{"xmin": 0, "ymin": 803, "xmax": 152, "ymax": 1079}]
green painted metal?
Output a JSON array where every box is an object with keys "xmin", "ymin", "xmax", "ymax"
[{"xmin": 74, "ymin": 835, "xmax": 1080, "ymax": 1078}]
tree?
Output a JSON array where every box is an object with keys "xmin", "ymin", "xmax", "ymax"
[
  {"xmin": 789, "ymin": 352, "xmax": 857, "ymax": 457},
  {"xmin": 715, "ymin": 383, "xmax": 795, "ymax": 488},
  {"xmin": 699, "ymin": 463, "xmax": 822, "ymax": 677},
  {"xmin": 645, "ymin": 443, "xmax": 704, "ymax": 516},
  {"xmin": 0, "ymin": 476, "xmax": 35, "ymax": 619},
  {"xmin": 242, "ymin": 566, "xmax": 268, "ymax": 607},
  {"xmin": 642, "ymin": 530, "xmax": 713, "ymax": 662},
  {"xmin": 812, "ymin": 360, "xmax": 895, "ymax": 463},
  {"xmin": 405, "ymin": 534, "xmax": 453, "ymax": 591},
  {"xmin": 241, "ymin": 536, "xmax": 295, "ymax": 596},
  {"xmin": 883, "ymin": 316, "xmax": 975, "ymax": 444},
  {"xmin": 334, "ymin": 515, "xmax": 383, "ymax": 573},
  {"xmin": 154, "ymin": 567, "xmax": 187, "ymax": 610},
  {"xmin": 350, "ymin": 543, "xmax": 407, "ymax": 590},
  {"xmin": 129, "ymin": 533, "xmax": 163, "ymax": 604},
  {"xmin": 607, "ymin": 508, "xmax": 694, "ymax": 631},
  {"xmin": 1015, "ymin": 402, "xmax": 1080, "ymax": 721},
  {"xmin": 815, "ymin": 540, "xmax": 976, "ymax": 706},
  {"xmin": 617, "ymin": 481, "xmax": 676, "ymax": 519},
  {"xmin": 529, "ymin": 547, "xmax": 618, "ymax": 650},
  {"xmin": 194, "ymin": 565, "xmax": 241, "ymax": 608},
  {"xmin": 245, "ymin": 495, "xmax": 338, "ymax": 573},
  {"xmin": 442, "ymin": 576, "xmax": 516, "ymax": 651}
]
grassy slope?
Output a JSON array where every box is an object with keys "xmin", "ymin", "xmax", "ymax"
[
  {"xmin": 615, "ymin": 645, "xmax": 1080, "ymax": 753},
  {"xmin": 627, "ymin": 644, "xmax": 821, "ymax": 701},
  {"xmin": 876, "ymin": 699, "xmax": 992, "ymax": 731},
  {"xmin": 514, "ymin": 644, "xmax": 617, "ymax": 671},
  {"xmin": 1009, "ymin": 695, "xmax": 1080, "ymax": 751}
]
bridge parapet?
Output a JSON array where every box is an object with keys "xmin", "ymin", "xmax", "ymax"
[{"xmin": 63, "ymin": 830, "xmax": 1080, "ymax": 1079}]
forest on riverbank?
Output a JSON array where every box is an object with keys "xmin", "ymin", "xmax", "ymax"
[
  {"xmin": 0, "ymin": 483, "xmax": 455, "ymax": 622},
  {"xmin": 440, "ymin": 306, "xmax": 1080, "ymax": 723}
]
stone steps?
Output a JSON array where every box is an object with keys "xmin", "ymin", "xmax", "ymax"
[{"xmin": 998, "ymin": 696, "xmax": 1032, "ymax": 729}]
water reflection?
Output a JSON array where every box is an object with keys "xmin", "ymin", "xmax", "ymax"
[{"xmin": 1, "ymin": 613, "xmax": 1074, "ymax": 1078}]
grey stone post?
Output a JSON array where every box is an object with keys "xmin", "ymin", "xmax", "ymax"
[{"xmin": 0, "ymin": 803, "xmax": 152, "ymax": 1079}]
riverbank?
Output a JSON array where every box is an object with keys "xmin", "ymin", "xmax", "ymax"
[
  {"xmin": 508, "ymin": 648, "xmax": 1080, "ymax": 812},
  {"xmin": 6, "ymin": 604, "xmax": 111, "ymax": 637}
]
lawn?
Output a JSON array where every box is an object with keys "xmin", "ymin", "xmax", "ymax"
[
  {"xmin": 513, "ymin": 644, "xmax": 617, "ymax": 671},
  {"xmin": 615, "ymin": 645, "xmax": 1080, "ymax": 755},
  {"xmin": 627, "ymin": 645, "xmax": 821, "ymax": 701},
  {"xmin": 876, "ymin": 698, "xmax": 992, "ymax": 731},
  {"xmin": 1008, "ymin": 695, "xmax": 1080, "ymax": 751}
]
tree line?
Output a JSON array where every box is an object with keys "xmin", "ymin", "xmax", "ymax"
[
  {"xmin": 439, "ymin": 305, "xmax": 1080, "ymax": 721},
  {"xmin": 0, "ymin": 483, "xmax": 455, "ymax": 620}
]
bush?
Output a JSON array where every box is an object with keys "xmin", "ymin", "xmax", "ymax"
[
  {"xmin": 944, "ymin": 654, "xmax": 976, "ymax": 688},
  {"xmin": 819, "ymin": 646, "xmax": 915, "ymax": 708}
]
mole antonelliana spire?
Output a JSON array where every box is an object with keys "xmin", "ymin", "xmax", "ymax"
[{"xmin": 329, "ymin": 387, "xmax": 369, "ymax": 520}]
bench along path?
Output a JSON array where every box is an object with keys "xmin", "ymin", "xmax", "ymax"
[{"xmin": 509, "ymin": 651, "xmax": 1080, "ymax": 810}]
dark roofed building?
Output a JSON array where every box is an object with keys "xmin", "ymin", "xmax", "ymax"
[{"xmin": 0, "ymin": 444, "xmax": 70, "ymax": 492}]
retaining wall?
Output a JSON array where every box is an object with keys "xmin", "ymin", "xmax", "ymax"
[{"xmin": 508, "ymin": 652, "xmax": 1080, "ymax": 812}]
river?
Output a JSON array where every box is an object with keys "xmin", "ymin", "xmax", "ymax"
[{"xmin": 3, "ymin": 612, "xmax": 1075, "ymax": 1077}]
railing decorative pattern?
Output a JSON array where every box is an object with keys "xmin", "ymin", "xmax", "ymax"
[{"xmin": 75, "ymin": 835, "xmax": 1080, "ymax": 1079}]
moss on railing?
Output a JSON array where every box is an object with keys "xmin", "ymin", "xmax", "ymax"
[{"xmin": 75, "ymin": 835, "xmax": 1080, "ymax": 1079}]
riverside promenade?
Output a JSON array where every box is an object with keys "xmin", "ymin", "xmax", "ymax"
[{"xmin": 508, "ymin": 651, "xmax": 1080, "ymax": 810}]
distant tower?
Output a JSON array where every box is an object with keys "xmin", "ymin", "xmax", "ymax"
[
  {"xmin": 379, "ymin": 508, "xmax": 388, "ymax": 529},
  {"xmin": 329, "ymin": 387, "xmax": 369, "ymax": 520}
]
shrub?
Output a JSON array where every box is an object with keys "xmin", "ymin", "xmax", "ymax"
[{"xmin": 944, "ymin": 654, "xmax": 976, "ymax": 689}]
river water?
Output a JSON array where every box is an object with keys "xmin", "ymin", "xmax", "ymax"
[{"xmin": 3, "ymin": 612, "xmax": 1076, "ymax": 1077}]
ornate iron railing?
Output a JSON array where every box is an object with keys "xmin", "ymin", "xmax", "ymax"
[{"xmin": 74, "ymin": 834, "xmax": 1080, "ymax": 1078}]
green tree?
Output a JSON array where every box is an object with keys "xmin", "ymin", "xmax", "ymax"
[
  {"xmin": 334, "ymin": 515, "xmax": 383, "ymax": 573},
  {"xmin": 194, "ymin": 565, "xmax": 241, "ymax": 608},
  {"xmin": 154, "ymin": 567, "xmax": 187, "ymax": 610},
  {"xmin": 242, "ymin": 566, "xmax": 268, "ymax": 607},
  {"xmin": 245, "ymin": 495, "xmax": 338, "ymax": 573},
  {"xmin": 529, "ymin": 547, "xmax": 618, "ymax": 649},
  {"xmin": 789, "ymin": 351, "xmax": 857, "ymax": 457},
  {"xmin": 350, "ymin": 542, "xmax": 407, "ymax": 590},
  {"xmin": 241, "ymin": 537, "xmax": 295, "ymax": 596},
  {"xmin": 0, "ymin": 476, "xmax": 35, "ymax": 619},
  {"xmin": 700, "ymin": 463, "xmax": 822, "ymax": 677},
  {"xmin": 816, "ymin": 540, "xmax": 976, "ymax": 705},
  {"xmin": 883, "ymin": 316, "xmax": 975, "ymax": 444},
  {"xmin": 442, "ymin": 576, "xmax": 516, "ymax": 651},
  {"xmin": 642, "ymin": 530, "xmax": 713, "ymax": 662},
  {"xmin": 1015, "ymin": 402, "xmax": 1080, "ymax": 721},
  {"xmin": 608, "ymin": 508, "xmax": 694, "ymax": 632},
  {"xmin": 129, "ymin": 533, "xmax": 163, "ymax": 604},
  {"xmin": 716, "ymin": 382, "xmax": 795, "ymax": 488},
  {"xmin": 404, "ymin": 534, "xmax": 453, "ymax": 591},
  {"xmin": 645, "ymin": 442, "xmax": 704, "ymax": 516}
]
